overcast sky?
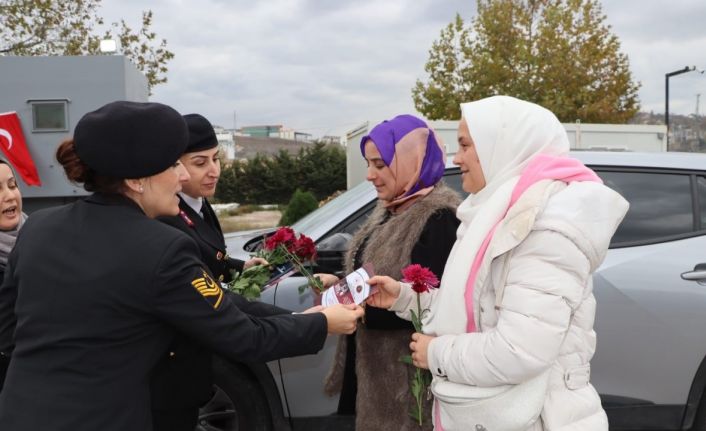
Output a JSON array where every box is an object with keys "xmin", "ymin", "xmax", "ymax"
[{"xmin": 101, "ymin": 0, "xmax": 706, "ymax": 137}]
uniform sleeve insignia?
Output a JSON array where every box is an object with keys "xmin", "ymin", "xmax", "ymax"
[{"xmin": 191, "ymin": 270, "xmax": 224, "ymax": 309}]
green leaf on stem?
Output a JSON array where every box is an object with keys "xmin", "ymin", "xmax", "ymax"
[{"xmin": 226, "ymin": 265, "xmax": 270, "ymax": 300}]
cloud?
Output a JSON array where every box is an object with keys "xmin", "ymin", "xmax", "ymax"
[
  {"xmin": 601, "ymin": 0, "xmax": 706, "ymax": 115},
  {"xmin": 101, "ymin": 0, "xmax": 706, "ymax": 136}
]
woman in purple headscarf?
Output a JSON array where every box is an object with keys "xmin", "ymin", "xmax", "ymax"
[{"xmin": 319, "ymin": 114, "xmax": 462, "ymax": 430}]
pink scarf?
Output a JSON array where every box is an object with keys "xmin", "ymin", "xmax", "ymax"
[{"xmin": 463, "ymin": 154, "xmax": 602, "ymax": 332}]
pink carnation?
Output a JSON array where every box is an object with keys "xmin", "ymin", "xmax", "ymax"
[{"xmin": 401, "ymin": 264, "xmax": 439, "ymax": 294}]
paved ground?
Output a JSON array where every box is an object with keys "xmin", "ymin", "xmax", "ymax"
[{"xmin": 219, "ymin": 210, "xmax": 281, "ymax": 233}]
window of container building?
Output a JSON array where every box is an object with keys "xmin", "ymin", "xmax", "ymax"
[{"xmin": 30, "ymin": 100, "xmax": 68, "ymax": 132}]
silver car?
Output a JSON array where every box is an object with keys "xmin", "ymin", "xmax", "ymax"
[{"xmin": 209, "ymin": 151, "xmax": 706, "ymax": 431}]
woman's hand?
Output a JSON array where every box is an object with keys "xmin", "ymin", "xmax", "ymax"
[
  {"xmin": 321, "ymin": 304, "xmax": 364, "ymax": 334},
  {"xmin": 314, "ymin": 273, "xmax": 340, "ymax": 289},
  {"xmin": 301, "ymin": 305, "xmax": 324, "ymax": 314},
  {"xmin": 365, "ymin": 275, "xmax": 401, "ymax": 309},
  {"xmin": 410, "ymin": 332, "xmax": 434, "ymax": 370},
  {"xmin": 243, "ymin": 257, "xmax": 268, "ymax": 269}
]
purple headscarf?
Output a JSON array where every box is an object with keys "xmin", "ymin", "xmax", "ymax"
[{"xmin": 360, "ymin": 115, "xmax": 446, "ymax": 205}]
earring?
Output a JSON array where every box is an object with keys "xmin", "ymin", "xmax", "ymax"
[{"xmin": 138, "ymin": 186, "xmax": 144, "ymax": 193}]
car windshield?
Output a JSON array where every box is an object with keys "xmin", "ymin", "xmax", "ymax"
[{"xmin": 292, "ymin": 180, "xmax": 374, "ymax": 237}]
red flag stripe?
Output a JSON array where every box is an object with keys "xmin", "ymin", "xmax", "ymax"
[{"xmin": 0, "ymin": 111, "xmax": 42, "ymax": 186}]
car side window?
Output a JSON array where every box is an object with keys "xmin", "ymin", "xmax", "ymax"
[
  {"xmin": 443, "ymin": 171, "xmax": 464, "ymax": 195},
  {"xmin": 597, "ymin": 171, "xmax": 693, "ymax": 246},
  {"xmin": 339, "ymin": 207, "xmax": 373, "ymax": 236}
]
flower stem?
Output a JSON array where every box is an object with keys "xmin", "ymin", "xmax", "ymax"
[
  {"xmin": 282, "ymin": 245, "xmax": 323, "ymax": 293},
  {"xmin": 416, "ymin": 293, "xmax": 422, "ymax": 332},
  {"xmin": 416, "ymin": 368, "xmax": 423, "ymax": 425}
]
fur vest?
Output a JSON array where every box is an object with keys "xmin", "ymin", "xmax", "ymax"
[
  {"xmin": 343, "ymin": 184, "xmax": 459, "ymax": 277},
  {"xmin": 326, "ymin": 184, "xmax": 460, "ymax": 431}
]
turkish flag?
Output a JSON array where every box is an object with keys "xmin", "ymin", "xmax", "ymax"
[{"xmin": 0, "ymin": 112, "xmax": 41, "ymax": 186}]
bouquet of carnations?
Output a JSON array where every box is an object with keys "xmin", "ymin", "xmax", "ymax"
[
  {"xmin": 226, "ymin": 226, "xmax": 324, "ymax": 300},
  {"xmin": 399, "ymin": 264, "xmax": 440, "ymax": 427}
]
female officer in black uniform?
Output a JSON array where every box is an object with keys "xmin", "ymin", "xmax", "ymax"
[
  {"xmin": 151, "ymin": 113, "xmax": 290, "ymax": 430},
  {"xmin": 0, "ymin": 101, "xmax": 363, "ymax": 431},
  {"xmin": 161, "ymin": 113, "xmax": 259, "ymax": 285}
]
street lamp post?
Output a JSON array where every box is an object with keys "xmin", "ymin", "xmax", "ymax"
[{"xmin": 665, "ymin": 66, "xmax": 698, "ymax": 149}]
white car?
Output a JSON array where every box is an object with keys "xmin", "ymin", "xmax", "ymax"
[{"xmin": 203, "ymin": 151, "xmax": 706, "ymax": 431}]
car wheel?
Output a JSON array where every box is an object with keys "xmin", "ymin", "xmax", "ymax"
[{"xmin": 196, "ymin": 357, "xmax": 273, "ymax": 431}]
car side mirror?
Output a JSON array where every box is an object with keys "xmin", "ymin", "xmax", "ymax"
[{"xmin": 315, "ymin": 233, "xmax": 352, "ymax": 274}]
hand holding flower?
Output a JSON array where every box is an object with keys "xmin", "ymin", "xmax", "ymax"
[
  {"xmin": 227, "ymin": 226, "xmax": 323, "ymax": 300},
  {"xmin": 314, "ymin": 273, "xmax": 340, "ymax": 289},
  {"xmin": 243, "ymin": 257, "xmax": 269, "ymax": 270},
  {"xmin": 410, "ymin": 332, "xmax": 434, "ymax": 370}
]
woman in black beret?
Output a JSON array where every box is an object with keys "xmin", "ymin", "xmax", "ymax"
[
  {"xmin": 162, "ymin": 113, "xmax": 264, "ymax": 285},
  {"xmin": 0, "ymin": 100, "xmax": 364, "ymax": 431},
  {"xmin": 150, "ymin": 113, "xmax": 284, "ymax": 431}
]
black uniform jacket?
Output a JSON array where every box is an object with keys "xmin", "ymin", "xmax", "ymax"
[
  {"xmin": 159, "ymin": 197, "xmax": 242, "ymax": 284},
  {"xmin": 152, "ymin": 197, "xmax": 291, "ymax": 413},
  {"xmin": 0, "ymin": 193, "xmax": 327, "ymax": 431}
]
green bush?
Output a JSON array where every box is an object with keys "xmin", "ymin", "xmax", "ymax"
[
  {"xmin": 279, "ymin": 189, "xmax": 318, "ymax": 226},
  {"xmin": 215, "ymin": 142, "xmax": 346, "ymax": 205}
]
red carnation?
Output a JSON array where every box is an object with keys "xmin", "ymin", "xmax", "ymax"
[
  {"xmin": 264, "ymin": 227, "xmax": 296, "ymax": 251},
  {"xmin": 401, "ymin": 264, "xmax": 439, "ymax": 294},
  {"xmin": 401, "ymin": 263, "xmax": 439, "ymax": 425}
]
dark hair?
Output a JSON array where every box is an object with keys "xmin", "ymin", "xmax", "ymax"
[{"xmin": 56, "ymin": 139, "xmax": 125, "ymax": 194}]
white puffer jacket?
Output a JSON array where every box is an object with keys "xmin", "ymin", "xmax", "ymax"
[{"xmin": 392, "ymin": 179, "xmax": 628, "ymax": 430}]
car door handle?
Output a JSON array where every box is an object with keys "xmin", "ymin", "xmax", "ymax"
[
  {"xmin": 681, "ymin": 270, "xmax": 706, "ymax": 281},
  {"xmin": 682, "ymin": 263, "xmax": 706, "ymax": 283}
]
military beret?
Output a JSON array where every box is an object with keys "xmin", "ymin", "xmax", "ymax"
[
  {"xmin": 74, "ymin": 101, "xmax": 188, "ymax": 178},
  {"xmin": 183, "ymin": 113, "xmax": 218, "ymax": 153}
]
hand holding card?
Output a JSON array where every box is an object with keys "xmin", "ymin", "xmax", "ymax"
[{"xmin": 319, "ymin": 263, "xmax": 376, "ymax": 307}]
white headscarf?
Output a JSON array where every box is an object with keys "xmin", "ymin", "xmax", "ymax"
[{"xmin": 424, "ymin": 96, "xmax": 570, "ymax": 335}]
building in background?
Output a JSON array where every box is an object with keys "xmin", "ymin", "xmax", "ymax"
[
  {"xmin": 563, "ymin": 122, "xmax": 666, "ymax": 152},
  {"xmin": 214, "ymin": 126, "xmax": 235, "ymax": 159},
  {"xmin": 345, "ymin": 119, "xmax": 668, "ymax": 189},
  {"xmin": 320, "ymin": 135, "xmax": 342, "ymax": 145},
  {"xmin": 239, "ymin": 124, "xmax": 313, "ymax": 142},
  {"xmin": 0, "ymin": 55, "xmax": 148, "ymax": 212},
  {"xmin": 239, "ymin": 124, "xmax": 293, "ymax": 139}
]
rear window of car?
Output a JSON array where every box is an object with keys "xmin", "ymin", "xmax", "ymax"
[{"xmin": 597, "ymin": 170, "xmax": 694, "ymax": 246}]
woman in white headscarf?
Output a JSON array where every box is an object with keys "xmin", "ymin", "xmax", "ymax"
[{"xmin": 368, "ymin": 96, "xmax": 629, "ymax": 430}]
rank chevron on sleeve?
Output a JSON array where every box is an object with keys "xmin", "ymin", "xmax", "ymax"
[{"xmin": 191, "ymin": 271, "xmax": 224, "ymax": 309}]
